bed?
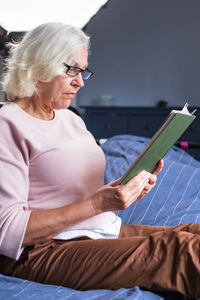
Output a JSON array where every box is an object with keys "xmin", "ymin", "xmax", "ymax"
[{"xmin": 0, "ymin": 134, "xmax": 200, "ymax": 300}]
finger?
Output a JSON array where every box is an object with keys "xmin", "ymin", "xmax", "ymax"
[
  {"xmin": 126, "ymin": 170, "xmax": 150, "ymax": 188},
  {"xmin": 153, "ymin": 159, "xmax": 164, "ymax": 175},
  {"xmin": 148, "ymin": 173, "xmax": 157, "ymax": 185},
  {"xmin": 144, "ymin": 183, "xmax": 152, "ymax": 193},
  {"xmin": 126, "ymin": 171, "xmax": 150, "ymax": 200},
  {"xmin": 137, "ymin": 183, "xmax": 152, "ymax": 201},
  {"xmin": 109, "ymin": 178, "xmax": 122, "ymax": 187}
]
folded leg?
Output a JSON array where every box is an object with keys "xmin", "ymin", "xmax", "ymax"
[{"xmin": 1, "ymin": 226, "xmax": 199, "ymax": 298}]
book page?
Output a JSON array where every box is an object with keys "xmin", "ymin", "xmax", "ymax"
[{"xmin": 171, "ymin": 102, "xmax": 196, "ymax": 115}]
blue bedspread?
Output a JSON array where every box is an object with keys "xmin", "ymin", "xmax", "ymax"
[
  {"xmin": 0, "ymin": 134, "xmax": 199, "ymax": 300},
  {"xmin": 102, "ymin": 135, "xmax": 200, "ymax": 227}
]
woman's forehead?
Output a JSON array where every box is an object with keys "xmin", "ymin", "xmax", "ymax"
[{"xmin": 70, "ymin": 46, "xmax": 88, "ymax": 67}]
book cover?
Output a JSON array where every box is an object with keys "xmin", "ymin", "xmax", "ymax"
[{"xmin": 119, "ymin": 103, "xmax": 196, "ymax": 185}]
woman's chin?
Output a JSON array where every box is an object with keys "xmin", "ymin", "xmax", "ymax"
[{"xmin": 56, "ymin": 100, "xmax": 72, "ymax": 110}]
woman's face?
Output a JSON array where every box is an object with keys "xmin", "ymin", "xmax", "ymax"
[{"xmin": 37, "ymin": 46, "xmax": 88, "ymax": 110}]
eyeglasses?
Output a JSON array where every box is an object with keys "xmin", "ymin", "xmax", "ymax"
[{"xmin": 63, "ymin": 63, "xmax": 93, "ymax": 80}]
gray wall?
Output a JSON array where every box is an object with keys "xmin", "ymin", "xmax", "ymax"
[{"xmin": 77, "ymin": 0, "xmax": 200, "ymax": 108}]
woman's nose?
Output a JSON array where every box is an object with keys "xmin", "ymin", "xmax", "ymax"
[{"xmin": 75, "ymin": 72, "xmax": 84, "ymax": 87}]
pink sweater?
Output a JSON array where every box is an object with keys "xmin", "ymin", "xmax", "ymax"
[{"xmin": 0, "ymin": 102, "xmax": 119, "ymax": 260}]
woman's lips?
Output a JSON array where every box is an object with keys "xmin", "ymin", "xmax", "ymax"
[{"xmin": 65, "ymin": 93, "xmax": 76, "ymax": 99}]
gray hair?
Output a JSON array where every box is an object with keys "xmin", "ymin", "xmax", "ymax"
[{"xmin": 2, "ymin": 22, "xmax": 90, "ymax": 99}]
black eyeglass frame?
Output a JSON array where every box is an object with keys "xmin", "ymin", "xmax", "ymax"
[{"xmin": 63, "ymin": 63, "xmax": 93, "ymax": 80}]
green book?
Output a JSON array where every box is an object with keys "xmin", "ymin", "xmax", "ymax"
[{"xmin": 119, "ymin": 103, "xmax": 197, "ymax": 185}]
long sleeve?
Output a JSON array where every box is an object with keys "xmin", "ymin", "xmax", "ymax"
[{"xmin": 0, "ymin": 116, "xmax": 31, "ymax": 260}]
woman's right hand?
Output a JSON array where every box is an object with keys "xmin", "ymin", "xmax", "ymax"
[
  {"xmin": 90, "ymin": 170, "xmax": 157, "ymax": 214},
  {"xmin": 23, "ymin": 166, "xmax": 161, "ymax": 246}
]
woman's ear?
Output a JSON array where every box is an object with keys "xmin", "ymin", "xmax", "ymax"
[{"xmin": 35, "ymin": 80, "xmax": 46, "ymax": 94}]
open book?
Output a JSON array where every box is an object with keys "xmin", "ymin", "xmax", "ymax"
[{"xmin": 119, "ymin": 103, "xmax": 197, "ymax": 185}]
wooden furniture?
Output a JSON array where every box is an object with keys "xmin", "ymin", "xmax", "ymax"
[{"xmin": 82, "ymin": 106, "xmax": 200, "ymax": 161}]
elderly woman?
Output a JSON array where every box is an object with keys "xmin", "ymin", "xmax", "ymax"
[{"xmin": 0, "ymin": 22, "xmax": 199, "ymax": 298}]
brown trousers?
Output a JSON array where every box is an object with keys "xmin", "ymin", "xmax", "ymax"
[{"xmin": 0, "ymin": 223, "xmax": 200, "ymax": 298}]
